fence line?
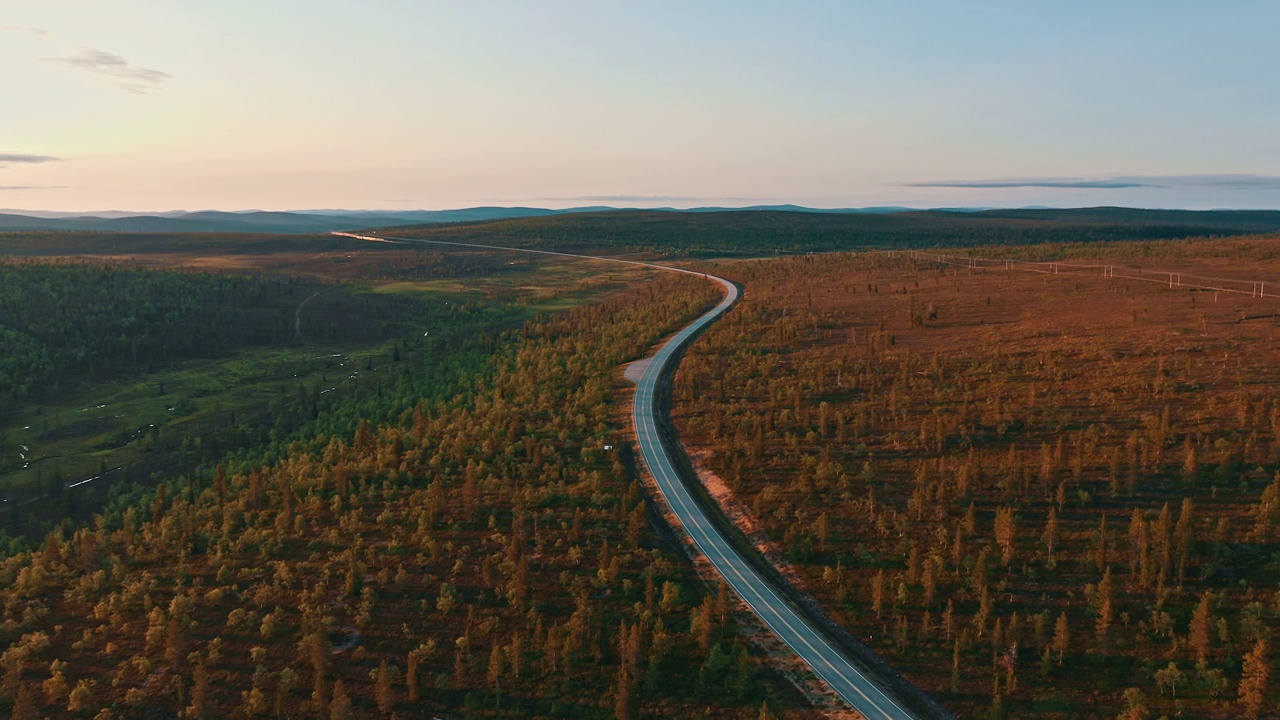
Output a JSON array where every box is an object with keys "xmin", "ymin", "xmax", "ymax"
[{"xmin": 906, "ymin": 250, "xmax": 1278, "ymax": 299}]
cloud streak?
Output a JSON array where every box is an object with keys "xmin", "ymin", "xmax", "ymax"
[
  {"xmin": 908, "ymin": 179, "xmax": 1150, "ymax": 189},
  {"xmin": 904, "ymin": 174, "xmax": 1280, "ymax": 191},
  {"xmin": 0, "ymin": 185, "xmax": 68, "ymax": 191},
  {"xmin": 0, "ymin": 154, "xmax": 61, "ymax": 168},
  {"xmin": 41, "ymin": 47, "xmax": 170, "ymax": 94},
  {"xmin": 0, "ymin": 25, "xmax": 48, "ymax": 36},
  {"xmin": 538, "ymin": 194, "xmax": 772, "ymax": 203}
]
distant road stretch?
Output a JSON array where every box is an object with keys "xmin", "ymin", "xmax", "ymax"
[{"xmin": 335, "ymin": 232, "xmax": 916, "ymax": 719}]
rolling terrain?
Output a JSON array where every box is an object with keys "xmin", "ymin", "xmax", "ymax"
[
  {"xmin": 7, "ymin": 205, "xmax": 1280, "ymax": 245},
  {"xmin": 380, "ymin": 207, "xmax": 1280, "ymax": 256},
  {"xmin": 673, "ymin": 237, "xmax": 1280, "ymax": 718},
  {"xmin": 2, "ymin": 219, "xmax": 1279, "ymax": 718},
  {"xmin": 0, "ymin": 232, "xmax": 803, "ymax": 719}
]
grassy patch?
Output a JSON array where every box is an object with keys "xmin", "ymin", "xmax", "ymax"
[{"xmin": 0, "ymin": 254, "xmax": 661, "ymax": 534}]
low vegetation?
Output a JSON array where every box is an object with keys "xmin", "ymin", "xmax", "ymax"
[
  {"xmin": 0, "ymin": 240, "xmax": 801, "ymax": 717},
  {"xmin": 0, "ymin": 240, "xmax": 661, "ymax": 542},
  {"xmin": 674, "ymin": 240, "xmax": 1280, "ymax": 717},
  {"xmin": 8, "ymin": 219, "xmax": 1280, "ymax": 718}
]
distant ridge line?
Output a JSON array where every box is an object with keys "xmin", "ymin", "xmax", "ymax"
[{"xmin": 4, "ymin": 205, "xmax": 1280, "ymax": 236}]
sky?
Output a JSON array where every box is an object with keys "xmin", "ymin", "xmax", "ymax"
[{"xmin": 2, "ymin": 1, "xmax": 1280, "ymax": 212}]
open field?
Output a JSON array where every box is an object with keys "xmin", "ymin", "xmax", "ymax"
[{"xmin": 674, "ymin": 236, "xmax": 1280, "ymax": 718}]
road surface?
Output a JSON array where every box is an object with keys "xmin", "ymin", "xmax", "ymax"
[
  {"xmin": 628, "ymin": 278, "xmax": 916, "ymax": 720},
  {"xmin": 340, "ymin": 232, "xmax": 918, "ymax": 718}
]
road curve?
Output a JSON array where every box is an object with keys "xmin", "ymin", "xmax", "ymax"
[
  {"xmin": 337, "ymin": 232, "xmax": 917, "ymax": 718},
  {"xmin": 628, "ymin": 280, "xmax": 915, "ymax": 720}
]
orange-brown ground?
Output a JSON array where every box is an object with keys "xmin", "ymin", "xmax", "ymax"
[{"xmin": 673, "ymin": 238, "xmax": 1280, "ymax": 719}]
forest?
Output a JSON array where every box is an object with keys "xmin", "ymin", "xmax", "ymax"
[
  {"xmin": 379, "ymin": 208, "xmax": 1280, "ymax": 256},
  {"xmin": 673, "ymin": 238, "xmax": 1280, "ymax": 718},
  {"xmin": 0, "ymin": 255, "xmax": 533, "ymax": 541},
  {"xmin": 3, "ymin": 220, "xmax": 1279, "ymax": 719},
  {"xmin": 1, "ymin": 262, "xmax": 329, "ymax": 402},
  {"xmin": 0, "ymin": 248, "xmax": 809, "ymax": 717}
]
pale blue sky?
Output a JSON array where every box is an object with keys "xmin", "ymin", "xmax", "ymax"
[{"xmin": 3, "ymin": 1, "xmax": 1279, "ymax": 211}]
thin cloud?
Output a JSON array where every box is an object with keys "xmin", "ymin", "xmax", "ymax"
[
  {"xmin": 2, "ymin": 25, "xmax": 51, "ymax": 36},
  {"xmin": 539, "ymin": 195, "xmax": 772, "ymax": 203},
  {"xmin": 0, "ymin": 185, "xmax": 68, "ymax": 191},
  {"xmin": 0, "ymin": 154, "xmax": 61, "ymax": 168},
  {"xmin": 906, "ymin": 178, "xmax": 1153, "ymax": 189},
  {"xmin": 1179, "ymin": 174, "xmax": 1280, "ymax": 189},
  {"xmin": 904, "ymin": 174, "xmax": 1280, "ymax": 191},
  {"xmin": 42, "ymin": 47, "xmax": 170, "ymax": 94}
]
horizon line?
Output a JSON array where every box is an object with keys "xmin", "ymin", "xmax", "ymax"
[{"xmin": 5, "ymin": 203, "xmax": 1280, "ymax": 217}]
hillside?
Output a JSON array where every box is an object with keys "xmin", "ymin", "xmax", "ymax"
[
  {"xmin": 0, "ymin": 208, "xmax": 587, "ymax": 235},
  {"xmin": 6, "ymin": 205, "xmax": 1280, "ymax": 244}
]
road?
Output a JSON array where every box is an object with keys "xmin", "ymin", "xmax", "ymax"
[
  {"xmin": 628, "ymin": 279, "xmax": 916, "ymax": 720},
  {"xmin": 338, "ymin": 232, "xmax": 918, "ymax": 718}
]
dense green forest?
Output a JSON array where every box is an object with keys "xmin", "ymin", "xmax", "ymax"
[
  {"xmin": 6, "ymin": 209, "xmax": 1280, "ymax": 263},
  {"xmin": 1, "ymin": 263, "xmax": 317, "ymax": 401},
  {"xmin": 0, "ymin": 256, "xmax": 571, "ymax": 546},
  {"xmin": 0, "ymin": 259, "xmax": 507, "ymax": 406},
  {"xmin": 379, "ymin": 208, "xmax": 1280, "ymax": 256},
  {"xmin": 0, "ymin": 232, "xmax": 378, "ymax": 257}
]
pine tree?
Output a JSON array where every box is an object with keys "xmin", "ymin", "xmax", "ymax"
[
  {"xmin": 329, "ymin": 679, "xmax": 352, "ymax": 720},
  {"xmin": 1095, "ymin": 567, "xmax": 1114, "ymax": 650},
  {"xmin": 1174, "ymin": 497, "xmax": 1194, "ymax": 585},
  {"xmin": 1155, "ymin": 503, "xmax": 1172, "ymax": 588},
  {"xmin": 1238, "ymin": 638, "xmax": 1270, "ymax": 718},
  {"xmin": 923, "ymin": 557, "xmax": 938, "ymax": 606},
  {"xmin": 187, "ymin": 658, "xmax": 211, "ymax": 719},
  {"xmin": 1128, "ymin": 508, "xmax": 1148, "ymax": 587},
  {"xmin": 614, "ymin": 664, "xmax": 634, "ymax": 720},
  {"xmin": 1188, "ymin": 591, "xmax": 1214, "ymax": 663},
  {"xmin": 994, "ymin": 507, "xmax": 1017, "ymax": 566},
  {"xmin": 872, "ymin": 569, "xmax": 886, "ymax": 619},
  {"xmin": 1182, "ymin": 439, "xmax": 1199, "ymax": 486},
  {"xmin": 1042, "ymin": 506, "xmax": 1060, "ymax": 566},
  {"xmin": 309, "ymin": 632, "xmax": 328, "ymax": 716},
  {"xmin": 1053, "ymin": 612, "xmax": 1070, "ymax": 665},
  {"xmin": 375, "ymin": 659, "xmax": 395, "ymax": 712},
  {"xmin": 214, "ymin": 463, "xmax": 227, "ymax": 507},
  {"xmin": 10, "ymin": 683, "xmax": 36, "ymax": 720},
  {"xmin": 354, "ymin": 419, "xmax": 374, "ymax": 457}
]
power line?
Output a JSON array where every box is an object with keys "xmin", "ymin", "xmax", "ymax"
[{"xmin": 906, "ymin": 251, "xmax": 1278, "ymax": 299}]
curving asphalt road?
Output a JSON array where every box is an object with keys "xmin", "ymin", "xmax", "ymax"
[
  {"xmin": 337, "ymin": 232, "xmax": 917, "ymax": 718},
  {"xmin": 628, "ymin": 277, "xmax": 915, "ymax": 720}
]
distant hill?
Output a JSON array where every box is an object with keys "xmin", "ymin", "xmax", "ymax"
[
  {"xmin": 0, "ymin": 207, "xmax": 601, "ymax": 234},
  {"xmin": 963, "ymin": 206, "xmax": 1280, "ymax": 228},
  {"xmin": 5, "ymin": 206, "xmax": 1280, "ymax": 251},
  {"xmin": 371, "ymin": 207, "xmax": 1280, "ymax": 255},
  {"xmin": 0, "ymin": 204, "xmax": 992, "ymax": 234}
]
